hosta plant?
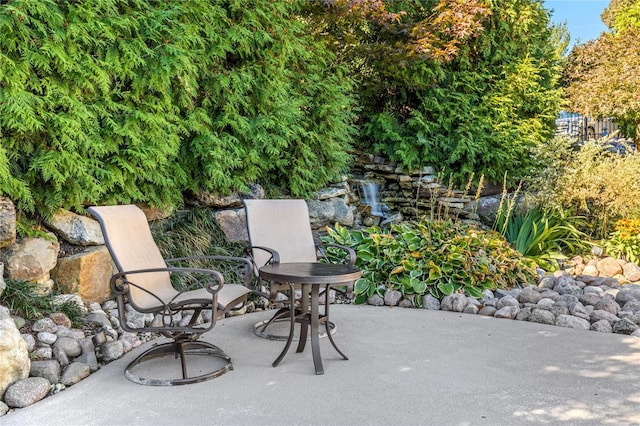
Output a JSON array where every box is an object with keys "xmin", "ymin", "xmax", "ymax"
[{"xmin": 322, "ymin": 220, "xmax": 537, "ymax": 305}]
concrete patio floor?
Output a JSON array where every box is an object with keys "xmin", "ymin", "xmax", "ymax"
[{"xmin": 4, "ymin": 304, "xmax": 640, "ymax": 425}]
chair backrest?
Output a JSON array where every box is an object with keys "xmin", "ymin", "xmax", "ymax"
[
  {"xmin": 88, "ymin": 205, "xmax": 177, "ymax": 311},
  {"xmin": 243, "ymin": 199, "xmax": 318, "ymax": 268}
]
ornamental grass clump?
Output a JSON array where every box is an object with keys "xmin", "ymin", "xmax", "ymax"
[{"xmin": 322, "ymin": 220, "xmax": 537, "ymax": 305}]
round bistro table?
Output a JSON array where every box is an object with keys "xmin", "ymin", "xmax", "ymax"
[{"xmin": 258, "ymin": 262, "xmax": 361, "ymax": 375}]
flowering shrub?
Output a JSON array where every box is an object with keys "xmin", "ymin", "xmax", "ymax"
[{"xmin": 604, "ymin": 219, "xmax": 640, "ymax": 264}]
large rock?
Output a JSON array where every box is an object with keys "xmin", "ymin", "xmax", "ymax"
[
  {"xmin": 0, "ymin": 232, "xmax": 60, "ymax": 283},
  {"xmin": 51, "ymin": 246, "xmax": 113, "ymax": 303},
  {"xmin": 464, "ymin": 195, "xmax": 501, "ymax": 223},
  {"xmin": 0, "ymin": 198, "xmax": 16, "ymax": 249},
  {"xmin": 0, "ymin": 306, "xmax": 30, "ymax": 398},
  {"xmin": 185, "ymin": 183, "xmax": 265, "ymax": 208},
  {"xmin": 213, "ymin": 209, "xmax": 248, "ymax": 242},
  {"xmin": 307, "ymin": 197, "xmax": 355, "ymax": 229},
  {"xmin": 45, "ymin": 209, "xmax": 104, "ymax": 246},
  {"xmin": 597, "ymin": 257, "xmax": 623, "ymax": 277},
  {"xmin": 623, "ymin": 263, "xmax": 640, "ymax": 282}
]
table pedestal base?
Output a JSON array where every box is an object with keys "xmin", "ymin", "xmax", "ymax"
[{"xmin": 272, "ymin": 283, "xmax": 348, "ymax": 375}]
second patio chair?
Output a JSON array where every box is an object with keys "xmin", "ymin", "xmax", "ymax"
[{"xmin": 243, "ymin": 199, "xmax": 356, "ymax": 339}]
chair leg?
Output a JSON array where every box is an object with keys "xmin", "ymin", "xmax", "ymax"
[
  {"xmin": 178, "ymin": 341, "xmax": 188, "ymax": 379},
  {"xmin": 272, "ymin": 284, "xmax": 297, "ymax": 367}
]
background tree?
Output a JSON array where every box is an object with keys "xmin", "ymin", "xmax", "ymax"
[
  {"xmin": 563, "ymin": 0, "xmax": 640, "ymax": 142},
  {"xmin": 307, "ymin": 0, "xmax": 563, "ymax": 186}
]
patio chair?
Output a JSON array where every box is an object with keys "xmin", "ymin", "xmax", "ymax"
[
  {"xmin": 88, "ymin": 204, "xmax": 252, "ymax": 386},
  {"xmin": 243, "ymin": 199, "xmax": 356, "ymax": 339}
]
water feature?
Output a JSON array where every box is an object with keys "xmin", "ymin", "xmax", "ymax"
[{"xmin": 360, "ymin": 181, "xmax": 385, "ymax": 217}]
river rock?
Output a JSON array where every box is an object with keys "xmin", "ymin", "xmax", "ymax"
[
  {"xmin": 3, "ymin": 377, "xmax": 50, "ymax": 408},
  {"xmin": 518, "ymin": 287, "xmax": 542, "ymax": 304},
  {"xmin": 623, "ymin": 263, "xmax": 640, "ymax": 282},
  {"xmin": 494, "ymin": 306, "xmax": 519, "ymax": 319},
  {"xmin": 76, "ymin": 338, "xmax": 99, "ymax": 372},
  {"xmin": 29, "ymin": 360, "xmax": 61, "ymax": 384},
  {"xmin": 101, "ymin": 341, "xmax": 124, "ymax": 362},
  {"xmin": 555, "ymin": 315, "xmax": 590, "ymax": 330},
  {"xmin": 616, "ymin": 286, "xmax": 640, "ymax": 304},
  {"xmin": 383, "ymin": 289, "xmax": 402, "ymax": 307},
  {"xmin": 478, "ymin": 306, "xmax": 497, "ymax": 316},
  {"xmin": 422, "ymin": 294, "xmax": 441, "ymax": 310},
  {"xmin": 597, "ymin": 257, "xmax": 623, "ymax": 276},
  {"xmin": 612, "ymin": 318, "xmax": 639, "ymax": 335},
  {"xmin": 441, "ymin": 294, "xmax": 468, "ymax": 312},
  {"xmin": 53, "ymin": 337, "xmax": 82, "ymax": 358},
  {"xmin": 367, "ymin": 294, "xmax": 384, "ymax": 306},
  {"xmin": 31, "ymin": 318, "xmax": 57, "ymax": 333},
  {"xmin": 528, "ymin": 309, "xmax": 555, "ymax": 325},
  {"xmin": 590, "ymin": 319, "xmax": 613, "ymax": 333},
  {"xmin": 496, "ymin": 295, "xmax": 519, "ymax": 309},
  {"xmin": 60, "ymin": 362, "xmax": 91, "ymax": 386}
]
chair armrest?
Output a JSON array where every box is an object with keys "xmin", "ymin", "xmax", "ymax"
[
  {"xmin": 317, "ymin": 243, "xmax": 357, "ymax": 266},
  {"xmin": 246, "ymin": 246, "xmax": 281, "ymax": 265},
  {"xmin": 111, "ymin": 266, "xmax": 224, "ymax": 303},
  {"xmin": 166, "ymin": 255, "xmax": 253, "ymax": 284},
  {"xmin": 110, "ymin": 267, "xmax": 224, "ymax": 334},
  {"xmin": 166, "ymin": 255, "xmax": 265, "ymax": 298}
]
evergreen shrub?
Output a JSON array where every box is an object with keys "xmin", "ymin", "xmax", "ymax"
[{"xmin": 0, "ymin": 0, "xmax": 356, "ymax": 216}]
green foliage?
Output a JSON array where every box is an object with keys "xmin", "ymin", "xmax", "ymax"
[
  {"xmin": 0, "ymin": 0, "xmax": 356, "ymax": 216},
  {"xmin": 313, "ymin": 0, "xmax": 563, "ymax": 187},
  {"xmin": 322, "ymin": 220, "xmax": 537, "ymax": 305},
  {"xmin": 0, "ymin": 278, "xmax": 84, "ymax": 327},
  {"xmin": 151, "ymin": 208, "xmax": 249, "ymax": 289},
  {"xmin": 604, "ymin": 218, "xmax": 640, "ymax": 264},
  {"xmin": 528, "ymin": 137, "xmax": 640, "ymax": 239},
  {"xmin": 494, "ymin": 201, "xmax": 589, "ymax": 271}
]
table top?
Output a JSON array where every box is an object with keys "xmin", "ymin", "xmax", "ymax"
[{"xmin": 258, "ymin": 262, "xmax": 361, "ymax": 284}]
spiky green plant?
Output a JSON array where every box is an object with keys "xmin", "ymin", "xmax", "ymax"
[{"xmin": 151, "ymin": 209, "xmax": 250, "ymax": 290}]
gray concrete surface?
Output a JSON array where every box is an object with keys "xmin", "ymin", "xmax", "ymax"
[{"xmin": 3, "ymin": 304, "xmax": 640, "ymax": 426}]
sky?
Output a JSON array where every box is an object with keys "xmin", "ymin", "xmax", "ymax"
[{"xmin": 544, "ymin": 0, "xmax": 610, "ymax": 48}]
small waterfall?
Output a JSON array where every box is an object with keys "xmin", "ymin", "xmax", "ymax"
[{"xmin": 359, "ymin": 181, "xmax": 388, "ymax": 218}]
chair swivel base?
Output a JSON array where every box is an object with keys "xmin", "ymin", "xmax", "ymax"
[
  {"xmin": 253, "ymin": 308, "xmax": 336, "ymax": 341},
  {"xmin": 124, "ymin": 340, "xmax": 233, "ymax": 386}
]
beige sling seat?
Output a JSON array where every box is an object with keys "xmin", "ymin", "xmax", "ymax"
[
  {"xmin": 89, "ymin": 204, "xmax": 252, "ymax": 386},
  {"xmin": 243, "ymin": 199, "xmax": 356, "ymax": 340}
]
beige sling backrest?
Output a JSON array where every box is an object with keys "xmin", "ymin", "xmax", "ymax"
[
  {"xmin": 243, "ymin": 199, "xmax": 318, "ymax": 269},
  {"xmin": 88, "ymin": 205, "xmax": 178, "ymax": 311}
]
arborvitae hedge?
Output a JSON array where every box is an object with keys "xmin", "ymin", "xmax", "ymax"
[{"xmin": 0, "ymin": 0, "xmax": 356, "ymax": 215}]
